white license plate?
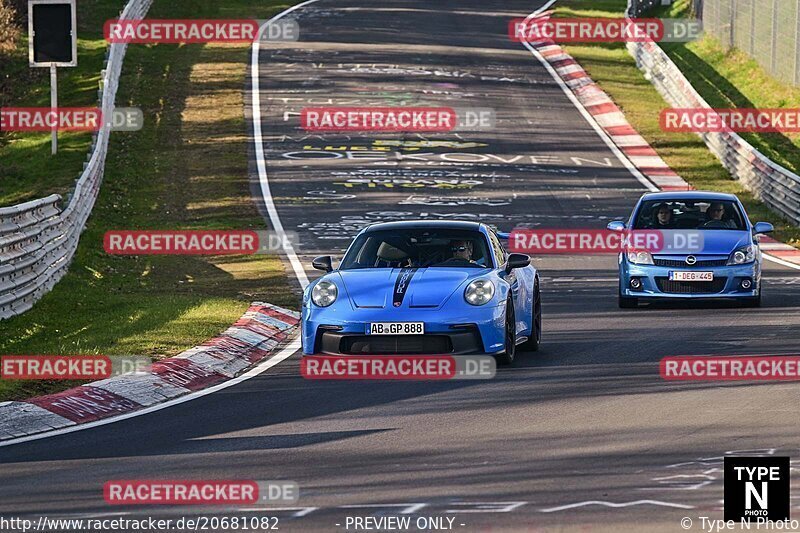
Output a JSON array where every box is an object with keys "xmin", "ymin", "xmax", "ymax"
[
  {"xmin": 368, "ymin": 322, "xmax": 425, "ymax": 335},
  {"xmin": 669, "ymin": 271, "xmax": 714, "ymax": 281}
]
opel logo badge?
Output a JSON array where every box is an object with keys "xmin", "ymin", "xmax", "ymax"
[{"xmin": 686, "ymin": 255, "xmax": 697, "ymax": 265}]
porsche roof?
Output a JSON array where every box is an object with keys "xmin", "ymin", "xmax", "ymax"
[{"xmin": 362, "ymin": 220, "xmax": 484, "ymax": 232}]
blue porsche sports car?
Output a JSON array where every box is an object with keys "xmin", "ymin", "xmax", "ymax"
[
  {"xmin": 609, "ymin": 191, "xmax": 774, "ymax": 308},
  {"xmin": 301, "ymin": 220, "xmax": 541, "ymax": 364}
]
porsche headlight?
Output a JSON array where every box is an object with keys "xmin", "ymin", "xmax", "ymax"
[
  {"xmin": 727, "ymin": 245, "xmax": 755, "ymax": 265},
  {"xmin": 311, "ymin": 280, "xmax": 338, "ymax": 307},
  {"xmin": 464, "ymin": 279, "xmax": 495, "ymax": 306},
  {"xmin": 626, "ymin": 250, "xmax": 654, "ymax": 265}
]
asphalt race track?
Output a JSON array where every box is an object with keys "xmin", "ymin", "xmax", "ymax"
[{"xmin": 2, "ymin": 1, "xmax": 800, "ymax": 531}]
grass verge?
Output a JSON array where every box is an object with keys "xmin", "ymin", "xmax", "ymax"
[
  {"xmin": 553, "ymin": 0, "xmax": 800, "ymax": 247},
  {"xmin": 0, "ymin": 0, "xmax": 300, "ymax": 401}
]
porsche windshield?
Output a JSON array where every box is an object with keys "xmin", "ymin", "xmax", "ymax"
[
  {"xmin": 633, "ymin": 199, "xmax": 746, "ymax": 230},
  {"xmin": 340, "ymin": 229, "xmax": 494, "ymax": 269}
]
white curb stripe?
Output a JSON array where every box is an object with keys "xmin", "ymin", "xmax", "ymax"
[
  {"xmin": 556, "ymin": 63, "xmax": 584, "ymax": 76},
  {"xmin": 248, "ymin": 312, "xmax": 296, "ymax": 330},
  {"xmin": 610, "ymin": 134, "xmax": 649, "ymax": 147},
  {"xmin": 627, "ymin": 155, "xmax": 670, "ymax": 168},
  {"xmin": 0, "ymin": 402, "xmax": 75, "ymax": 439},
  {"xmin": 593, "ymin": 112, "xmax": 629, "ymax": 129},
  {"xmin": 91, "ymin": 374, "xmax": 189, "ymax": 407},
  {"xmin": 580, "ymin": 94, "xmax": 614, "ymax": 107}
]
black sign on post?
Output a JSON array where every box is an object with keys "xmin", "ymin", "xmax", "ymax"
[
  {"xmin": 27, "ymin": 0, "xmax": 77, "ymax": 155},
  {"xmin": 28, "ymin": 0, "xmax": 77, "ymax": 67}
]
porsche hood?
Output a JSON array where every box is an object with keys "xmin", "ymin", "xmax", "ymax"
[{"xmin": 335, "ymin": 267, "xmax": 489, "ymax": 309}]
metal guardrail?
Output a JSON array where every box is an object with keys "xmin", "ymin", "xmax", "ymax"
[
  {"xmin": 0, "ymin": 0, "xmax": 154, "ymax": 320},
  {"xmin": 625, "ymin": 0, "xmax": 800, "ymax": 227}
]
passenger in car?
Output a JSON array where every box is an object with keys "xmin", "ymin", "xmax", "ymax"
[{"xmin": 650, "ymin": 203, "xmax": 674, "ymax": 229}]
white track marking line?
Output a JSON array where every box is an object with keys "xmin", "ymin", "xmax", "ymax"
[
  {"xmin": 339, "ymin": 503, "xmax": 428, "ymax": 514},
  {"xmin": 539, "ymin": 500, "xmax": 693, "ymax": 512},
  {"xmin": 252, "ymin": 1, "xmax": 321, "ymax": 290},
  {"xmin": 0, "ymin": 337, "xmax": 301, "ymax": 448},
  {"xmin": 520, "ymin": 1, "xmax": 658, "ymax": 192},
  {"xmin": 764, "ymin": 253, "xmax": 800, "ymax": 271}
]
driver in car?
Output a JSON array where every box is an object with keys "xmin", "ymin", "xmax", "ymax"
[
  {"xmin": 702, "ymin": 202, "xmax": 736, "ymax": 229},
  {"xmin": 442, "ymin": 239, "xmax": 477, "ymax": 265}
]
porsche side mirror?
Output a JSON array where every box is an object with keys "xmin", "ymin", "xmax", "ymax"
[
  {"xmin": 505, "ymin": 253, "xmax": 531, "ymax": 273},
  {"xmin": 312, "ymin": 255, "xmax": 333, "ymax": 272},
  {"xmin": 607, "ymin": 221, "xmax": 626, "ymax": 232}
]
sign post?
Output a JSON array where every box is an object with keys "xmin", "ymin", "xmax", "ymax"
[
  {"xmin": 28, "ymin": 0, "xmax": 77, "ymax": 155},
  {"xmin": 50, "ymin": 63, "xmax": 57, "ymax": 154}
]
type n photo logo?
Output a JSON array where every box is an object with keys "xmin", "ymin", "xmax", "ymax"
[{"xmin": 724, "ymin": 457, "xmax": 790, "ymax": 521}]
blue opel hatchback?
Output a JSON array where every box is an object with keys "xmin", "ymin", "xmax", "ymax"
[{"xmin": 609, "ymin": 191, "xmax": 774, "ymax": 308}]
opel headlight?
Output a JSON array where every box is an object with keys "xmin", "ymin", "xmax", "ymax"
[
  {"xmin": 626, "ymin": 250, "xmax": 654, "ymax": 265},
  {"xmin": 727, "ymin": 245, "xmax": 755, "ymax": 265},
  {"xmin": 311, "ymin": 280, "xmax": 338, "ymax": 307},
  {"xmin": 464, "ymin": 279, "xmax": 495, "ymax": 306}
]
